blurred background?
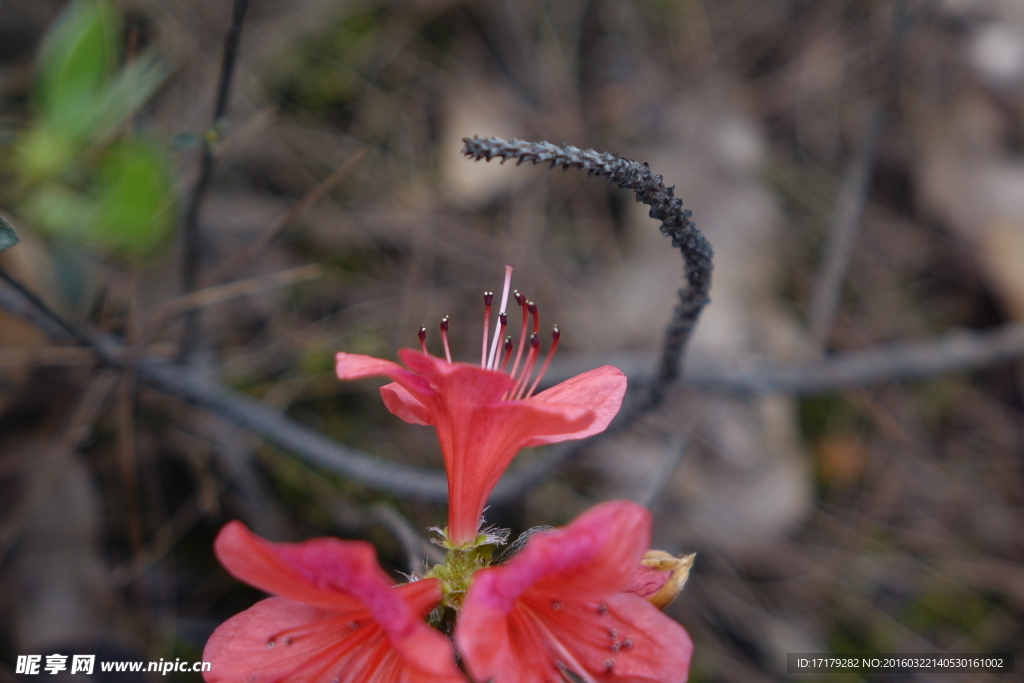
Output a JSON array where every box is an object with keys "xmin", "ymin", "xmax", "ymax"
[{"xmin": 1, "ymin": 0, "xmax": 1023, "ymax": 680}]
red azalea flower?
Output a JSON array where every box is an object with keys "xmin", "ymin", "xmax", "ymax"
[
  {"xmin": 335, "ymin": 266, "xmax": 626, "ymax": 547},
  {"xmin": 202, "ymin": 521, "xmax": 464, "ymax": 683},
  {"xmin": 455, "ymin": 500, "xmax": 694, "ymax": 683}
]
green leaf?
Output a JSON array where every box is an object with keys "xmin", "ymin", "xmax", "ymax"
[
  {"xmin": 90, "ymin": 140, "xmax": 175, "ymax": 257},
  {"xmin": 21, "ymin": 182, "xmax": 93, "ymax": 239},
  {"xmin": 21, "ymin": 141, "xmax": 175, "ymax": 260},
  {"xmin": 35, "ymin": 0, "xmax": 118, "ymax": 140},
  {"xmin": 10, "ymin": 124, "xmax": 77, "ymax": 182},
  {"xmin": 0, "ymin": 216, "xmax": 20, "ymax": 252},
  {"xmin": 94, "ymin": 50, "xmax": 172, "ymax": 138}
]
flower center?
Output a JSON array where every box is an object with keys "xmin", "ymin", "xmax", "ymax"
[{"xmin": 417, "ymin": 264, "xmax": 560, "ymax": 400}]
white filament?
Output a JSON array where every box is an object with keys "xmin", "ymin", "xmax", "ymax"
[{"xmin": 486, "ymin": 264, "xmax": 514, "ymax": 369}]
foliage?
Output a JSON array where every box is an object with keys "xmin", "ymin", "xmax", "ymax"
[{"xmin": 7, "ymin": 0, "xmax": 174, "ymax": 260}]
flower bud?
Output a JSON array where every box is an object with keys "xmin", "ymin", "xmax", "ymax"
[{"xmin": 624, "ymin": 550, "xmax": 696, "ymax": 610}]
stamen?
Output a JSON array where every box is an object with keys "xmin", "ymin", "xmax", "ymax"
[
  {"xmin": 500, "ymin": 336, "xmax": 514, "ymax": 371},
  {"xmin": 509, "ymin": 292, "xmax": 529, "ymax": 378},
  {"xmin": 512, "ymin": 333, "xmax": 541, "ymax": 400},
  {"xmin": 440, "ymin": 316, "xmax": 452, "ymax": 363},
  {"xmin": 418, "ymin": 325, "xmax": 427, "ymax": 353},
  {"xmin": 529, "ymin": 300, "xmax": 539, "ymax": 334},
  {"xmin": 487, "ymin": 265, "xmax": 514, "ymax": 369},
  {"xmin": 526, "ymin": 325, "xmax": 560, "ymax": 398},
  {"xmin": 481, "ymin": 291, "xmax": 493, "ymax": 367}
]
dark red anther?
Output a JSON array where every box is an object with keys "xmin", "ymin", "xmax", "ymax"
[
  {"xmin": 484, "ymin": 291, "xmax": 494, "ymax": 307},
  {"xmin": 418, "ymin": 325, "xmax": 427, "ymax": 353},
  {"xmin": 514, "ymin": 290, "xmax": 525, "ymax": 306}
]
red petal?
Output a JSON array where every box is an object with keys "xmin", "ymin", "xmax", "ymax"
[
  {"xmin": 441, "ymin": 398, "xmax": 593, "ymax": 546},
  {"xmin": 215, "ymin": 522, "xmax": 368, "ymax": 611},
  {"xmin": 335, "ymin": 352, "xmax": 436, "ymax": 404},
  {"xmin": 210, "ymin": 523, "xmax": 461, "ymax": 682},
  {"xmin": 524, "ymin": 366, "xmax": 627, "ymax": 447},
  {"xmin": 334, "ymin": 352, "xmax": 404, "ymax": 379},
  {"xmin": 203, "ymin": 595, "xmax": 464, "ymax": 683},
  {"xmin": 623, "ymin": 564, "xmax": 672, "ymax": 601},
  {"xmin": 397, "ymin": 349, "xmax": 516, "ymax": 405},
  {"xmin": 458, "ymin": 501, "xmax": 692, "ymax": 682},
  {"xmin": 380, "ymin": 383, "xmax": 432, "ymax": 425},
  {"xmin": 461, "ymin": 502, "xmax": 650, "ymax": 609}
]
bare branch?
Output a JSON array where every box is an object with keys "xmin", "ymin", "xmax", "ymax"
[
  {"xmin": 132, "ymin": 357, "xmax": 449, "ymax": 499},
  {"xmin": 7, "ymin": 263, "xmax": 1024, "ymax": 505},
  {"xmin": 201, "ymin": 150, "xmax": 367, "ymax": 287},
  {"xmin": 0, "ymin": 267, "xmax": 449, "ymax": 501},
  {"xmin": 807, "ymin": 104, "xmax": 885, "ymax": 348},
  {"xmin": 372, "ymin": 503, "xmax": 445, "ymax": 575},
  {"xmin": 546, "ymin": 324, "xmax": 1024, "ymax": 396},
  {"xmin": 181, "ymin": 0, "xmax": 251, "ymax": 361}
]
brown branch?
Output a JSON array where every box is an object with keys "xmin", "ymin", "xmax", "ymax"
[
  {"xmin": 6, "ymin": 264, "xmax": 1024, "ymax": 503},
  {"xmin": 544, "ymin": 324, "xmax": 1024, "ymax": 396},
  {"xmin": 181, "ymin": 0, "xmax": 251, "ymax": 361},
  {"xmin": 807, "ymin": 104, "xmax": 886, "ymax": 349},
  {"xmin": 0, "ymin": 267, "xmax": 449, "ymax": 501}
]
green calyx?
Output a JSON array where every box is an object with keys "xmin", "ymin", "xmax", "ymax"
[{"xmin": 428, "ymin": 531, "xmax": 500, "ymax": 611}]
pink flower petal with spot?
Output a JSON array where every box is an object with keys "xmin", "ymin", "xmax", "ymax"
[
  {"xmin": 203, "ymin": 522, "xmax": 463, "ymax": 683},
  {"xmin": 456, "ymin": 501, "xmax": 693, "ymax": 683}
]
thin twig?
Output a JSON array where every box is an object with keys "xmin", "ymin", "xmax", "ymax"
[
  {"xmin": 372, "ymin": 503, "xmax": 445, "ymax": 575},
  {"xmin": 634, "ymin": 435, "xmax": 688, "ymax": 508},
  {"xmin": 181, "ymin": 0, "xmax": 251, "ymax": 361},
  {"xmin": 132, "ymin": 358, "xmax": 449, "ymax": 499},
  {"xmin": 461, "ymin": 136, "xmax": 714, "ymax": 410},
  {"xmin": 544, "ymin": 323, "xmax": 1024, "ymax": 396},
  {"xmin": 807, "ymin": 104, "xmax": 885, "ymax": 348},
  {"xmin": 7, "ymin": 268, "xmax": 1024, "ymax": 499},
  {"xmin": 0, "ymin": 266, "xmax": 449, "ymax": 500},
  {"xmin": 807, "ymin": 0, "xmax": 909, "ymax": 349},
  {"xmin": 152, "ymin": 263, "xmax": 322, "ymax": 320},
  {"xmin": 201, "ymin": 150, "xmax": 367, "ymax": 287},
  {"xmin": 0, "ymin": 345, "xmax": 165, "ymax": 366}
]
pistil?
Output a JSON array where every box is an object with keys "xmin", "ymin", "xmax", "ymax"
[{"xmin": 486, "ymin": 265, "xmax": 514, "ymax": 369}]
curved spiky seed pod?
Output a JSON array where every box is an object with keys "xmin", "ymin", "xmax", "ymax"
[{"xmin": 461, "ymin": 136, "xmax": 714, "ymax": 407}]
